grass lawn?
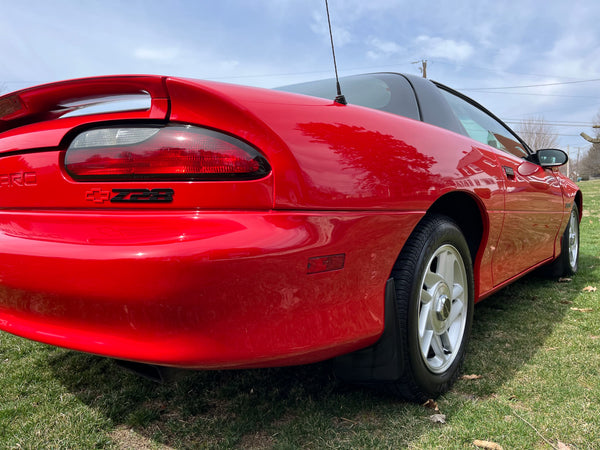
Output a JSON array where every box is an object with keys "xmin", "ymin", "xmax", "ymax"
[{"xmin": 1, "ymin": 181, "xmax": 599, "ymax": 449}]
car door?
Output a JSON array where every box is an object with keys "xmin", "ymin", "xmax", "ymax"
[
  {"xmin": 437, "ymin": 88, "xmax": 564, "ymax": 285},
  {"xmin": 491, "ymin": 150, "xmax": 563, "ymax": 283}
]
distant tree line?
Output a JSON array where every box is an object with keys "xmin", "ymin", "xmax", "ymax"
[
  {"xmin": 517, "ymin": 113, "xmax": 600, "ymax": 180},
  {"xmin": 517, "ymin": 116, "xmax": 559, "ymax": 151}
]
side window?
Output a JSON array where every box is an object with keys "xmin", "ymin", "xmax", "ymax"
[
  {"xmin": 278, "ymin": 74, "xmax": 420, "ymax": 121},
  {"xmin": 439, "ymin": 88, "xmax": 528, "ymax": 158}
]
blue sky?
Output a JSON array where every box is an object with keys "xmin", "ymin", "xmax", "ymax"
[{"xmin": 1, "ymin": 0, "xmax": 599, "ymax": 151}]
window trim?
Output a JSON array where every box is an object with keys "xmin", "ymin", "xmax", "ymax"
[{"xmin": 433, "ymin": 82, "xmax": 533, "ymax": 157}]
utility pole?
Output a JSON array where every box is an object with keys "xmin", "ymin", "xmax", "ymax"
[{"xmin": 412, "ymin": 60, "xmax": 427, "ymax": 78}]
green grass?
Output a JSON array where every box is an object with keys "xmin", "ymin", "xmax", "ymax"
[{"xmin": 2, "ymin": 181, "xmax": 600, "ymax": 449}]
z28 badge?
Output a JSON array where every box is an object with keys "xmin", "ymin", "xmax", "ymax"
[{"xmin": 85, "ymin": 188, "xmax": 174, "ymax": 203}]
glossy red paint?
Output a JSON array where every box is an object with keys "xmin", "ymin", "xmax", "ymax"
[
  {"xmin": 0, "ymin": 74, "xmax": 581, "ymax": 370},
  {"xmin": 0, "ymin": 151, "xmax": 274, "ymax": 210},
  {"xmin": 0, "ymin": 210, "xmax": 420, "ymax": 367},
  {"xmin": 0, "ymin": 75, "xmax": 169, "ymax": 131},
  {"xmin": 491, "ymin": 152, "xmax": 564, "ymax": 284}
]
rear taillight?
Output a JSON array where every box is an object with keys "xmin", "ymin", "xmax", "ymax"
[{"xmin": 64, "ymin": 125, "xmax": 270, "ymax": 181}]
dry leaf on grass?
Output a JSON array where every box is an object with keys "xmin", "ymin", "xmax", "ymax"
[
  {"xmin": 582, "ymin": 286, "xmax": 597, "ymax": 292},
  {"xmin": 473, "ymin": 439, "xmax": 503, "ymax": 449},
  {"xmin": 560, "ymin": 300, "xmax": 573, "ymax": 304},
  {"xmin": 429, "ymin": 414, "xmax": 446, "ymax": 424},
  {"xmin": 338, "ymin": 417, "xmax": 358, "ymax": 425},
  {"xmin": 558, "ymin": 277, "xmax": 572, "ymax": 283},
  {"xmin": 461, "ymin": 374, "xmax": 483, "ymax": 380},
  {"xmin": 422, "ymin": 399, "xmax": 440, "ymax": 412},
  {"xmin": 571, "ymin": 307, "xmax": 593, "ymax": 312}
]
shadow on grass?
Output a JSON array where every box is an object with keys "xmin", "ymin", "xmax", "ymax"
[
  {"xmin": 458, "ymin": 252, "xmax": 599, "ymax": 398},
  {"xmin": 46, "ymin": 254, "xmax": 597, "ymax": 448},
  {"xmin": 48, "ymin": 352, "xmax": 432, "ymax": 448}
]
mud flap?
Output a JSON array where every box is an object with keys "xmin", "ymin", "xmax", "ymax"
[{"xmin": 333, "ymin": 277, "xmax": 404, "ymax": 382}]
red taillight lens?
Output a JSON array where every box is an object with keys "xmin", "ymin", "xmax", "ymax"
[{"xmin": 65, "ymin": 125, "xmax": 270, "ymax": 181}]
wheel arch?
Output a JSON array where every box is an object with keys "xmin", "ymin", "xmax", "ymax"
[
  {"xmin": 333, "ymin": 191, "xmax": 486, "ymax": 397},
  {"xmin": 425, "ymin": 191, "xmax": 486, "ymax": 265},
  {"xmin": 574, "ymin": 190, "xmax": 583, "ymax": 222}
]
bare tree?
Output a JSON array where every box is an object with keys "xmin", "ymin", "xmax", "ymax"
[{"xmin": 517, "ymin": 116, "xmax": 559, "ymax": 150}]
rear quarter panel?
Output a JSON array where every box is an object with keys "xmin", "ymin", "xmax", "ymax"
[
  {"xmin": 168, "ymin": 79, "xmax": 508, "ymax": 297},
  {"xmin": 167, "ymin": 78, "xmax": 506, "ymax": 213}
]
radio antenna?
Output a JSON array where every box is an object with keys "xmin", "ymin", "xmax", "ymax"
[{"xmin": 325, "ymin": 0, "xmax": 347, "ymax": 105}]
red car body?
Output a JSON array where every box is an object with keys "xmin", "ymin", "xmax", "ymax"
[{"xmin": 0, "ymin": 73, "xmax": 581, "ymax": 399}]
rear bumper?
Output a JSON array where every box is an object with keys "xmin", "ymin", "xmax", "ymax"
[{"xmin": 0, "ymin": 210, "xmax": 421, "ymax": 368}]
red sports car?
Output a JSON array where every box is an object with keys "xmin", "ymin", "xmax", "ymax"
[{"xmin": 0, "ymin": 73, "xmax": 581, "ymax": 401}]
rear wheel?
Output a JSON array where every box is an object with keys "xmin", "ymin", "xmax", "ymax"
[{"xmin": 386, "ymin": 214, "xmax": 474, "ymax": 401}]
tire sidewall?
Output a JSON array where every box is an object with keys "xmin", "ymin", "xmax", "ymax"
[
  {"xmin": 565, "ymin": 205, "xmax": 579, "ymax": 275},
  {"xmin": 405, "ymin": 219, "xmax": 474, "ymax": 396}
]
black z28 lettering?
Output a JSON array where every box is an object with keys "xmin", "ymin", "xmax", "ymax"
[{"xmin": 110, "ymin": 188, "xmax": 175, "ymax": 203}]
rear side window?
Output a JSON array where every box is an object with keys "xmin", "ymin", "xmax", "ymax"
[
  {"xmin": 439, "ymin": 88, "xmax": 528, "ymax": 158},
  {"xmin": 277, "ymin": 73, "xmax": 420, "ymax": 121}
]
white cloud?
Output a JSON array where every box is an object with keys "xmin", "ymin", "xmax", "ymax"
[
  {"xmin": 414, "ymin": 35, "xmax": 474, "ymax": 62},
  {"xmin": 134, "ymin": 47, "xmax": 181, "ymax": 62},
  {"xmin": 366, "ymin": 37, "xmax": 403, "ymax": 60},
  {"xmin": 542, "ymin": 33, "xmax": 600, "ymax": 78},
  {"xmin": 493, "ymin": 45, "xmax": 521, "ymax": 71},
  {"xmin": 370, "ymin": 37, "xmax": 402, "ymax": 54},
  {"xmin": 218, "ymin": 60, "xmax": 240, "ymax": 71},
  {"xmin": 310, "ymin": 11, "xmax": 352, "ymax": 47},
  {"xmin": 472, "ymin": 23, "xmax": 494, "ymax": 48}
]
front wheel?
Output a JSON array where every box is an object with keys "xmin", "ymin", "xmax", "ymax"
[
  {"xmin": 386, "ymin": 214, "xmax": 474, "ymax": 401},
  {"xmin": 564, "ymin": 204, "xmax": 580, "ymax": 275},
  {"xmin": 544, "ymin": 204, "xmax": 580, "ymax": 277}
]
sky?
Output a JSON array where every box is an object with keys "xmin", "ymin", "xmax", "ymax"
[{"xmin": 1, "ymin": 0, "xmax": 600, "ymax": 153}]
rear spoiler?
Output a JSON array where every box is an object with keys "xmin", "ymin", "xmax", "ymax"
[{"xmin": 0, "ymin": 75, "xmax": 170, "ymax": 133}]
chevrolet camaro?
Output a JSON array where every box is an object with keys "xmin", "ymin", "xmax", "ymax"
[{"xmin": 0, "ymin": 72, "xmax": 581, "ymax": 401}]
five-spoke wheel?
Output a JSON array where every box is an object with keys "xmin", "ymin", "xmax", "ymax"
[
  {"xmin": 417, "ymin": 244, "xmax": 468, "ymax": 374},
  {"xmin": 566, "ymin": 206, "xmax": 580, "ymax": 274},
  {"xmin": 388, "ymin": 214, "xmax": 474, "ymax": 401}
]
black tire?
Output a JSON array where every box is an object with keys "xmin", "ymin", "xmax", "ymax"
[
  {"xmin": 385, "ymin": 214, "xmax": 474, "ymax": 401},
  {"xmin": 545, "ymin": 204, "xmax": 580, "ymax": 277}
]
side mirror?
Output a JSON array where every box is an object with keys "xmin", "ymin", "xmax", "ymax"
[{"xmin": 529, "ymin": 148, "xmax": 568, "ymax": 168}]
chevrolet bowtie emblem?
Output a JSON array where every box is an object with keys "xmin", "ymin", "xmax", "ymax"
[{"xmin": 85, "ymin": 188, "xmax": 111, "ymax": 203}]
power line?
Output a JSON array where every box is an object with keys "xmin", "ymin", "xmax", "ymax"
[
  {"xmin": 426, "ymin": 58, "xmax": 600, "ymax": 82},
  {"xmin": 5, "ymin": 67, "xmax": 600, "ymax": 94},
  {"xmin": 503, "ymin": 120, "xmax": 596, "ymax": 128},
  {"xmin": 516, "ymin": 131, "xmax": 585, "ymax": 137},
  {"xmin": 461, "ymin": 78, "xmax": 600, "ymax": 91},
  {"xmin": 467, "ymin": 90, "xmax": 600, "ymax": 100}
]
